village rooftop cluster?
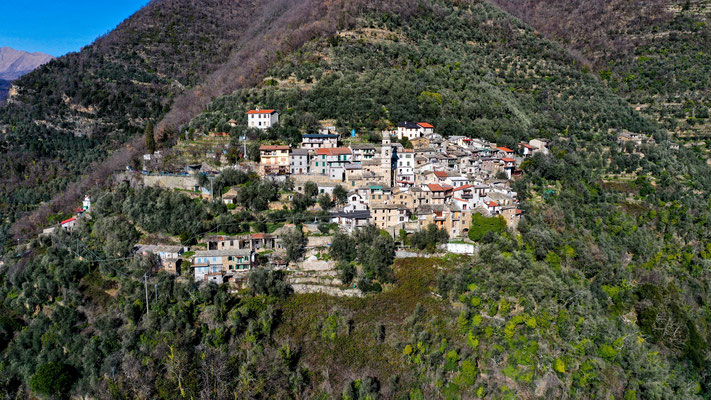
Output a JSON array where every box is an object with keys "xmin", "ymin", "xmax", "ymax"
[
  {"xmin": 45, "ymin": 108, "xmax": 550, "ymax": 288},
  {"xmin": 250, "ymin": 109, "xmax": 548, "ymax": 238}
]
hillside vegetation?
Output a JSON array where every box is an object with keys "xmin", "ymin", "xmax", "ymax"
[
  {"xmin": 189, "ymin": 3, "xmax": 657, "ymax": 145},
  {"xmin": 0, "ymin": 0, "xmax": 421, "ymax": 252},
  {"xmin": 2, "ymin": 0, "xmax": 711, "ymax": 399},
  {"xmin": 488, "ymin": 0, "xmax": 711, "ymax": 138},
  {"xmin": 0, "ymin": 0, "xmax": 249, "ymax": 247}
]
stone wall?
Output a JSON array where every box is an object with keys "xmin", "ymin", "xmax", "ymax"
[{"xmin": 141, "ymin": 175, "xmax": 199, "ymax": 191}]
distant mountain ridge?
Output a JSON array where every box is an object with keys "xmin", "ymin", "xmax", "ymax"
[{"xmin": 0, "ymin": 46, "xmax": 54, "ymax": 81}]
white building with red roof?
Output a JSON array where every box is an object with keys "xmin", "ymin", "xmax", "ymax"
[
  {"xmin": 519, "ymin": 142, "xmax": 535, "ymax": 157},
  {"xmin": 60, "ymin": 217, "xmax": 77, "ymax": 231},
  {"xmin": 484, "ymin": 201, "xmax": 501, "ymax": 215},
  {"xmin": 417, "ymin": 122, "xmax": 434, "ymax": 135},
  {"xmin": 495, "ymin": 146, "xmax": 515, "ymax": 158},
  {"xmin": 396, "ymin": 121, "xmax": 435, "ymax": 140},
  {"xmin": 247, "ymin": 108, "xmax": 279, "ymax": 130}
]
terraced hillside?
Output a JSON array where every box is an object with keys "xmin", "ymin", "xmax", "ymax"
[
  {"xmin": 2, "ymin": 0, "xmax": 711, "ymax": 398},
  {"xmin": 188, "ymin": 3, "xmax": 656, "ymax": 145},
  {"xmin": 489, "ymin": 0, "xmax": 711, "ymax": 139}
]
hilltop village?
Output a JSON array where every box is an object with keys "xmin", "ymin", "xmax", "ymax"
[{"xmin": 46, "ymin": 108, "xmax": 549, "ymax": 291}]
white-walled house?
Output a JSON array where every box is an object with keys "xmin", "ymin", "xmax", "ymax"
[
  {"xmin": 396, "ymin": 122, "xmax": 435, "ymax": 140},
  {"xmin": 417, "ymin": 122, "xmax": 434, "ymax": 136},
  {"xmin": 60, "ymin": 217, "xmax": 77, "ymax": 231},
  {"xmin": 301, "ymin": 133, "xmax": 338, "ymax": 149},
  {"xmin": 247, "ymin": 109, "xmax": 279, "ymax": 130},
  {"xmin": 397, "ymin": 121, "xmax": 420, "ymax": 140},
  {"xmin": 396, "ymin": 149, "xmax": 415, "ymax": 184}
]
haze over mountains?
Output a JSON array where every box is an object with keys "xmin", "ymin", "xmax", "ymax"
[
  {"xmin": 0, "ymin": 47, "xmax": 54, "ymax": 101},
  {"xmin": 0, "ymin": 47, "xmax": 53, "ymax": 81}
]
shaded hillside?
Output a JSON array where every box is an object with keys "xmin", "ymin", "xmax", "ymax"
[
  {"xmin": 0, "ymin": 0, "xmax": 248, "ymax": 245},
  {"xmin": 0, "ymin": 80, "xmax": 10, "ymax": 102},
  {"xmin": 488, "ymin": 0, "xmax": 711, "ymax": 137}
]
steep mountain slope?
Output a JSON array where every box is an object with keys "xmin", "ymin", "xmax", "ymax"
[
  {"xmin": 0, "ymin": 0, "xmax": 418, "ymax": 250},
  {"xmin": 0, "ymin": 47, "xmax": 54, "ymax": 81},
  {"xmin": 3, "ymin": 1, "xmax": 711, "ymax": 399},
  {"xmin": 189, "ymin": 7, "xmax": 656, "ymax": 142},
  {"xmin": 0, "ymin": 0, "xmax": 247, "ymax": 245},
  {"xmin": 488, "ymin": 0, "xmax": 711, "ymax": 138},
  {"xmin": 187, "ymin": 5, "xmax": 711, "ymax": 397}
]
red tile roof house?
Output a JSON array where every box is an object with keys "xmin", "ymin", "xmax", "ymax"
[
  {"xmin": 396, "ymin": 122, "xmax": 434, "ymax": 140},
  {"xmin": 433, "ymin": 170, "xmax": 449, "ymax": 182},
  {"xmin": 426, "ymin": 183, "xmax": 454, "ymax": 204},
  {"xmin": 484, "ymin": 201, "xmax": 501, "ymax": 215},
  {"xmin": 247, "ymin": 109, "xmax": 279, "ymax": 130},
  {"xmin": 495, "ymin": 146, "xmax": 514, "ymax": 158},
  {"xmin": 501, "ymin": 158, "xmax": 517, "ymax": 178},
  {"xmin": 519, "ymin": 142, "xmax": 535, "ymax": 156},
  {"xmin": 313, "ymin": 147, "xmax": 352, "ymax": 176},
  {"xmin": 417, "ymin": 122, "xmax": 434, "ymax": 135},
  {"xmin": 60, "ymin": 217, "xmax": 77, "ymax": 231}
]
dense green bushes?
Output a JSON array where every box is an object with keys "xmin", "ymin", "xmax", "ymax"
[
  {"xmin": 468, "ymin": 214, "xmax": 506, "ymax": 241},
  {"xmin": 410, "ymin": 223, "xmax": 449, "ymax": 251},
  {"xmin": 330, "ymin": 225, "xmax": 396, "ymax": 289},
  {"xmin": 30, "ymin": 362, "xmax": 75, "ymax": 398}
]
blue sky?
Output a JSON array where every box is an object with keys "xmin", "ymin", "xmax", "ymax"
[{"xmin": 1, "ymin": 1, "xmax": 149, "ymax": 56}]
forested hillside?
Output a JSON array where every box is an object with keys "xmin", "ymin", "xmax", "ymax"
[
  {"xmin": 0, "ymin": 0, "xmax": 248, "ymax": 247},
  {"xmin": 2, "ymin": 0, "xmax": 711, "ymax": 399},
  {"xmin": 488, "ymin": 0, "xmax": 711, "ymax": 138},
  {"xmin": 0, "ymin": 0, "xmax": 420, "ymax": 253}
]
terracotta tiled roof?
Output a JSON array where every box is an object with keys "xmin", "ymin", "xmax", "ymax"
[
  {"xmin": 433, "ymin": 170, "xmax": 449, "ymax": 178},
  {"xmin": 417, "ymin": 122, "xmax": 434, "ymax": 128},
  {"xmin": 316, "ymin": 147, "xmax": 352, "ymax": 156},
  {"xmin": 247, "ymin": 109, "xmax": 276, "ymax": 114},
  {"xmin": 427, "ymin": 184, "xmax": 452, "ymax": 192},
  {"xmin": 260, "ymin": 145, "xmax": 290, "ymax": 151},
  {"xmin": 502, "ymin": 157, "xmax": 516, "ymax": 162},
  {"xmin": 453, "ymin": 184, "xmax": 474, "ymax": 191},
  {"xmin": 496, "ymin": 146, "xmax": 514, "ymax": 153},
  {"xmin": 60, "ymin": 217, "xmax": 76, "ymax": 225}
]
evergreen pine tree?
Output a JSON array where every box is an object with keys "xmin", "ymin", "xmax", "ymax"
[{"xmin": 145, "ymin": 121, "xmax": 156, "ymax": 154}]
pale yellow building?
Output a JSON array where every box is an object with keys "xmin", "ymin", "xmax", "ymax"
[{"xmin": 259, "ymin": 145, "xmax": 290, "ymax": 175}]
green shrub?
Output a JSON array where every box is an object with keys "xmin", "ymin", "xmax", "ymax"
[
  {"xmin": 30, "ymin": 362, "xmax": 75, "ymax": 398},
  {"xmin": 468, "ymin": 214, "xmax": 507, "ymax": 241}
]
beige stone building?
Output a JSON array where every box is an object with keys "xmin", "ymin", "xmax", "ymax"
[{"xmin": 259, "ymin": 145, "xmax": 290, "ymax": 175}]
